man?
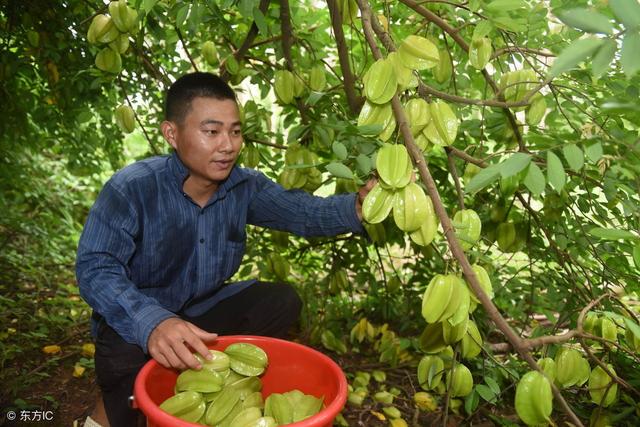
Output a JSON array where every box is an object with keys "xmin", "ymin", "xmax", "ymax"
[{"xmin": 76, "ymin": 72, "xmax": 373, "ymax": 426}]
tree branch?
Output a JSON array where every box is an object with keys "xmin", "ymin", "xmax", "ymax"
[
  {"xmin": 445, "ymin": 147, "xmax": 465, "ymax": 210},
  {"xmin": 326, "ymin": 0, "xmax": 363, "ymax": 115},
  {"xmin": 357, "ymin": 2, "xmax": 583, "ymax": 425},
  {"xmin": 175, "ymin": 27, "xmax": 199, "ymax": 72},
  {"xmin": 492, "ymin": 46, "xmax": 555, "ymax": 59},
  {"xmin": 117, "ymin": 75, "xmax": 160, "ymax": 155}
]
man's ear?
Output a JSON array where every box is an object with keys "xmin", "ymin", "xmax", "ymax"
[{"xmin": 161, "ymin": 120, "xmax": 178, "ymax": 149}]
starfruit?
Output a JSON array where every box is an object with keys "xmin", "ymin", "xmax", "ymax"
[
  {"xmin": 224, "ymin": 343, "xmax": 268, "ymax": 376},
  {"xmin": 596, "ymin": 317, "xmax": 617, "ymax": 343},
  {"xmin": 467, "ymin": 264, "xmax": 494, "ymax": 304},
  {"xmin": 278, "ymin": 168, "xmax": 307, "ymax": 189},
  {"xmin": 409, "ymin": 195, "xmax": 437, "ymax": 246},
  {"xmin": 397, "ymin": 35, "xmax": 440, "ymax": 70},
  {"xmin": 422, "ymin": 274, "xmax": 456, "ymax": 323},
  {"xmin": 376, "ymin": 143, "xmax": 412, "ymax": 189},
  {"xmin": 392, "ymin": 182, "xmax": 429, "ymax": 232},
  {"xmin": 337, "ymin": 0, "xmax": 358, "ymax": 26},
  {"xmin": 226, "ymin": 407, "xmax": 262, "ymax": 427},
  {"xmin": 433, "ymin": 47, "xmax": 452, "ymax": 83},
  {"xmin": 383, "ymin": 406, "xmax": 402, "ymax": 419},
  {"xmin": 405, "ymin": 98, "xmax": 431, "ymax": 136},
  {"xmin": 362, "ymin": 183, "xmax": 396, "ymax": 224},
  {"xmin": 364, "ymin": 222, "xmax": 386, "ymax": 244},
  {"xmin": 625, "ymin": 320, "xmax": 640, "ymax": 352},
  {"xmin": 555, "ymin": 348, "xmax": 589, "ymax": 388},
  {"xmin": 292, "ymin": 73, "xmax": 305, "ymax": 98},
  {"xmin": 175, "ymin": 368, "xmax": 224, "ymax": 393},
  {"xmin": 499, "ymin": 69, "xmax": 537, "ymax": 111},
  {"xmin": 329, "ymin": 268, "xmax": 349, "ymax": 294},
  {"xmin": 442, "ymin": 316, "xmax": 469, "ymax": 344},
  {"xmin": 202, "ymin": 41, "xmax": 218, "ymax": 65},
  {"xmin": 205, "ymin": 388, "xmax": 242, "ymax": 426},
  {"xmin": 389, "ymin": 418, "xmax": 408, "ymax": 427},
  {"xmin": 374, "ymin": 391, "xmax": 394, "ymax": 404},
  {"xmin": 264, "ymin": 393, "xmax": 293, "ymax": 425},
  {"xmin": 109, "ymin": 34, "xmax": 130, "ymax": 54},
  {"xmin": 537, "ymin": 357, "xmax": 557, "ymax": 383},
  {"xmin": 226, "ymin": 376, "xmax": 263, "ymax": 398},
  {"xmin": 419, "ymin": 322, "xmax": 447, "ymax": 354},
  {"xmin": 194, "ymin": 349, "xmax": 230, "ymax": 373},
  {"xmin": 289, "ymin": 391, "xmax": 323, "ymax": 422},
  {"xmin": 363, "ymin": 58, "xmax": 397, "ymax": 104},
  {"xmin": 114, "ymin": 104, "xmax": 135, "ymax": 133},
  {"xmin": 497, "ymin": 221, "xmax": 517, "ymax": 252},
  {"xmin": 414, "ymin": 392, "xmax": 437, "ymax": 411},
  {"xmin": 357, "ymin": 101, "xmax": 395, "ymax": 138},
  {"xmin": 309, "ymin": 65, "xmax": 326, "ymax": 91},
  {"xmin": 266, "ymin": 252, "xmax": 290, "ymax": 280},
  {"xmin": 526, "ymin": 95, "xmax": 546, "ymax": 126},
  {"xmin": 588, "ymin": 365, "xmax": 617, "ymax": 407},
  {"xmin": 446, "ymin": 364, "xmax": 473, "ymax": 397},
  {"xmin": 468, "ymin": 37, "xmax": 492, "ymax": 70},
  {"xmin": 159, "ymin": 391, "xmax": 206, "ymax": 423},
  {"xmin": 423, "ymin": 101, "xmax": 458, "ymax": 146},
  {"xmin": 453, "ymin": 209, "xmax": 481, "ymax": 251},
  {"xmin": 417, "ymin": 355, "xmax": 445, "ymax": 391},
  {"xmin": 109, "ymin": 0, "xmax": 138, "ymax": 33},
  {"xmin": 387, "ymin": 52, "xmax": 417, "ymax": 90},
  {"xmin": 274, "ymin": 70, "xmax": 295, "ymax": 104},
  {"xmin": 87, "ymin": 15, "xmax": 119, "ymax": 45},
  {"xmin": 460, "ymin": 320, "xmax": 482, "ymax": 359},
  {"xmin": 447, "ymin": 277, "xmax": 471, "ymax": 326},
  {"xmin": 242, "ymin": 144, "xmax": 260, "ymax": 168},
  {"xmin": 515, "ymin": 371, "xmax": 553, "ymax": 426},
  {"xmin": 95, "ymin": 47, "xmax": 122, "ymax": 74},
  {"xmin": 246, "ymin": 417, "xmax": 277, "ymax": 427}
]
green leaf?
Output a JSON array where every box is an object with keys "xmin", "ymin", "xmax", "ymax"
[
  {"xmin": 485, "ymin": 377, "xmax": 501, "ymax": 395},
  {"xmin": 562, "ymin": 144, "xmax": 584, "ymax": 171},
  {"xmin": 548, "ymin": 38, "xmax": 604, "ymax": 78},
  {"xmin": 475, "ymin": 384, "xmax": 497, "ymax": 403},
  {"xmin": 142, "ymin": 0, "xmax": 159, "ymax": 13},
  {"xmin": 175, "ymin": 3, "xmax": 190, "ymax": 29},
  {"xmin": 557, "ymin": 8, "xmax": 613, "ymax": 34},
  {"xmin": 357, "ymin": 124, "xmax": 384, "ymax": 135},
  {"xmin": 624, "ymin": 317, "xmax": 640, "ymax": 341},
  {"xmin": 490, "ymin": 16, "xmax": 527, "ymax": 32},
  {"xmin": 465, "ymin": 163, "xmax": 502, "ymax": 194},
  {"xmin": 592, "ymin": 40, "xmax": 617, "ymax": 78},
  {"xmin": 473, "ymin": 21, "xmax": 494, "ymax": 40},
  {"xmin": 332, "ymin": 142, "xmax": 348, "ymax": 160},
  {"xmin": 621, "ymin": 31, "xmax": 640, "ymax": 78},
  {"xmin": 546, "ymin": 151, "xmax": 566, "ymax": 193},
  {"xmin": 584, "ymin": 141, "xmax": 603, "ymax": 163},
  {"xmin": 252, "ymin": 7, "xmax": 268, "ymax": 35},
  {"xmin": 589, "ymin": 227, "xmax": 637, "ymax": 240},
  {"xmin": 464, "ymin": 390, "xmax": 480, "ymax": 415},
  {"xmin": 634, "ymin": 243, "xmax": 640, "ymax": 268},
  {"xmin": 609, "ymin": 0, "xmax": 640, "ymax": 30},
  {"xmin": 499, "ymin": 153, "xmax": 531, "ymax": 178},
  {"xmin": 326, "ymin": 162, "xmax": 354, "ymax": 179},
  {"xmin": 485, "ymin": 0, "xmax": 528, "ymax": 13},
  {"xmin": 524, "ymin": 163, "xmax": 545, "ymax": 196}
]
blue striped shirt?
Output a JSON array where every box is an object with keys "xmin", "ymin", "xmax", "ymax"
[{"xmin": 76, "ymin": 152, "xmax": 363, "ymax": 352}]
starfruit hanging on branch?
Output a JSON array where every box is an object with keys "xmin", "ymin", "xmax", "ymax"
[
  {"xmin": 375, "ymin": 143, "xmax": 412, "ymax": 189},
  {"xmin": 405, "ymin": 98, "xmax": 431, "ymax": 136},
  {"xmin": 363, "ymin": 58, "xmax": 398, "ymax": 104},
  {"xmin": 362, "ymin": 183, "xmax": 396, "ymax": 224},
  {"xmin": 357, "ymin": 101, "xmax": 396, "ymax": 141},
  {"xmin": 397, "ymin": 35, "xmax": 440, "ymax": 71},
  {"xmin": 422, "ymin": 100, "xmax": 459, "ymax": 147},
  {"xmin": 499, "ymin": 69, "xmax": 538, "ymax": 111},
  {"xmin": 392, "ymin": 182, "xmax": 429, "ymax": 232},
  {"xmin": 409, "ymin": 195, "xmax": 438, "ymax": 247},
  {"xmin": 274, "ymin": 70, "xmax": 295, "ymax": 105}
]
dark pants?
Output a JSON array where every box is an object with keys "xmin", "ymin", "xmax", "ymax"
[{"xmin": 94, "ymin": 282, "xmax": 302, "ymax": 427}]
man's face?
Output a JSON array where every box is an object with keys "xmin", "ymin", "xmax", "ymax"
[{"xmin": 166, "ymin": 97, "xmax": 243, "ymax": 187}]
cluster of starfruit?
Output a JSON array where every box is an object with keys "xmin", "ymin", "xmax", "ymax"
[
  {"xmin": 159, "ymin": 343, "xmax": 323, "ymax": 426},
  {"xmin": 416, "ymin": 267, "xmax": 494, "ymax": 398},
  {"xmin": 362, "ymin": 143, "xmax": 438, "ymax": 246},
  {"xmin": 273, "ymin": 65, "xmax": 327, "ymax": 105},
  {"xmin": 345, "ymin": 370, "xmax": 410, "ymax": 426},
  {"xmin": 265, "ymin": 253, "xmax": 290, "ymax": 282},
  {"xmin": 86, "ymin": 0, "xmax": 138, "ymax": 74},
  {"xmin": 405, "ymin": 98, "xmax": 459, "ymax": 152},
  {"xmin": 277, "ymin": 143, "xmax": 322, "ymax": 192},
  {"xmin": 452, "ymin": 209, "xmax": 482, "ymax": 251}
]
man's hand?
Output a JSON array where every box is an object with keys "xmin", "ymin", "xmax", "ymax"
[
  {"xmin": 147, "ymin": 317, "xmax": 218, "ymax": 370},
  {"xmin": 355, "ymin": 178, "xmax": 377, "ymax": 221}
]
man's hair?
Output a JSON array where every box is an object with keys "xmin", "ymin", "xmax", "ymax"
[{"xmin": 165, "ymin": 72, "xmax": 237, "ymax": 124}]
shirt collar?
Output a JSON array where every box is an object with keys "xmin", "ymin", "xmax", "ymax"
[{"xmin": 168, "ymin": 151, "xmax": 248, "ymax": 197}]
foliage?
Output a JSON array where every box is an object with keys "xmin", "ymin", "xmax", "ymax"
[{"xmin": 1, "ymin": 0, "xmax": 640, "ymax": 424}]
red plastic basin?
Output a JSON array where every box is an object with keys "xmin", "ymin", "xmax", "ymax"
[{"xmin": 133, "ymin": 335, "xmax": 348, "ymax": 427}]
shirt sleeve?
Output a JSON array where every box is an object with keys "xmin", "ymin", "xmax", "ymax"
[
  {"xmin": 76, "ymin": 181, "xmax": 176, "ymax": 353},
  {"xmin": 246, "ymin": 172, "xmax": 365, "ymax": 237}
]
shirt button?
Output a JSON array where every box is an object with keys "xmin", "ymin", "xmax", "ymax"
[{"xmin": 200, "ymin": 238, "xmax": 205, "ymax": 243}]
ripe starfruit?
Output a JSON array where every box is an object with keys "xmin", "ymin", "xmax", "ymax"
[
  {"xmin": 433, "ymin": 48, "xmax": 452, "ymax": 83},
  {"xmin": 515, "ymin": 371, "xmax": 553, "ymax": 426},
  {"xmin": 202, "ymin": 41, "xmax": 218, "ymax": 65},
  {"xmin": 114, "ymin": 104, "xmax": 135, "ymax": 133},
  {"xmin": 422, "ymin": 274, "xmax": 456, "ymax": 323},
  {"xmin": 362, "ymin": 183, "xmax": 396, "ymax": 224},
  {"xmin": 87, "ymin": 15, "xmax": 119, "ymax": 45},
  {"xmin": 358, "ymin": 101, "xmax": 395, "ymax": 137},
  {"xmin": 397, "ymin": 35, "xmax": 440, "ymax": 70},
  {"xmin": 417, "ymin": 355, "xmax": 445, "ymax": 391},
  {"xmin": 224, "ymin": 343, "xmax": 268, "ymax": 376},
  {"xmin": 392, "ymin": 182, "xmax": 429, "ymax": 232},
  {"xmin": 309, "ymin": 65, "xmax": 326, "ymax": 91},
  {"xmin": 453, "ymin": 209, "xmax": 481, "ymax": 251},
  {"xmin": 423, "ymin": 101, "xmax": 458, "ymax": 146},
  {"xmin": 460, "ymin": 320, "xmax": 482, "ymax": 359},
  {"xmin": 109, "ymin": 0, "xmax": 138, "ymax": 33},
  {"xmin": 159, "ymin": 391, "xmax": 206, "ymax": 423},
  {"xmin": 376, "ymin": 143, "xmax": 412, "ymax": 189},
  {"xmin": 387, "ymin": 52, "xmax": 417, "ymax": 90},
  {"xmin": 526, "ymin": 95, "xmax": 546, "ymax": 126},
  {"xmin": 363, "ymin": 58, "xmax": 397, "ymax": 104}
]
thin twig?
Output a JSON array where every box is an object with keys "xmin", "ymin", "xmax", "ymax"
[{"xmin": 175, "ymin": 27, "xmax": 199, "ymax": 72}]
